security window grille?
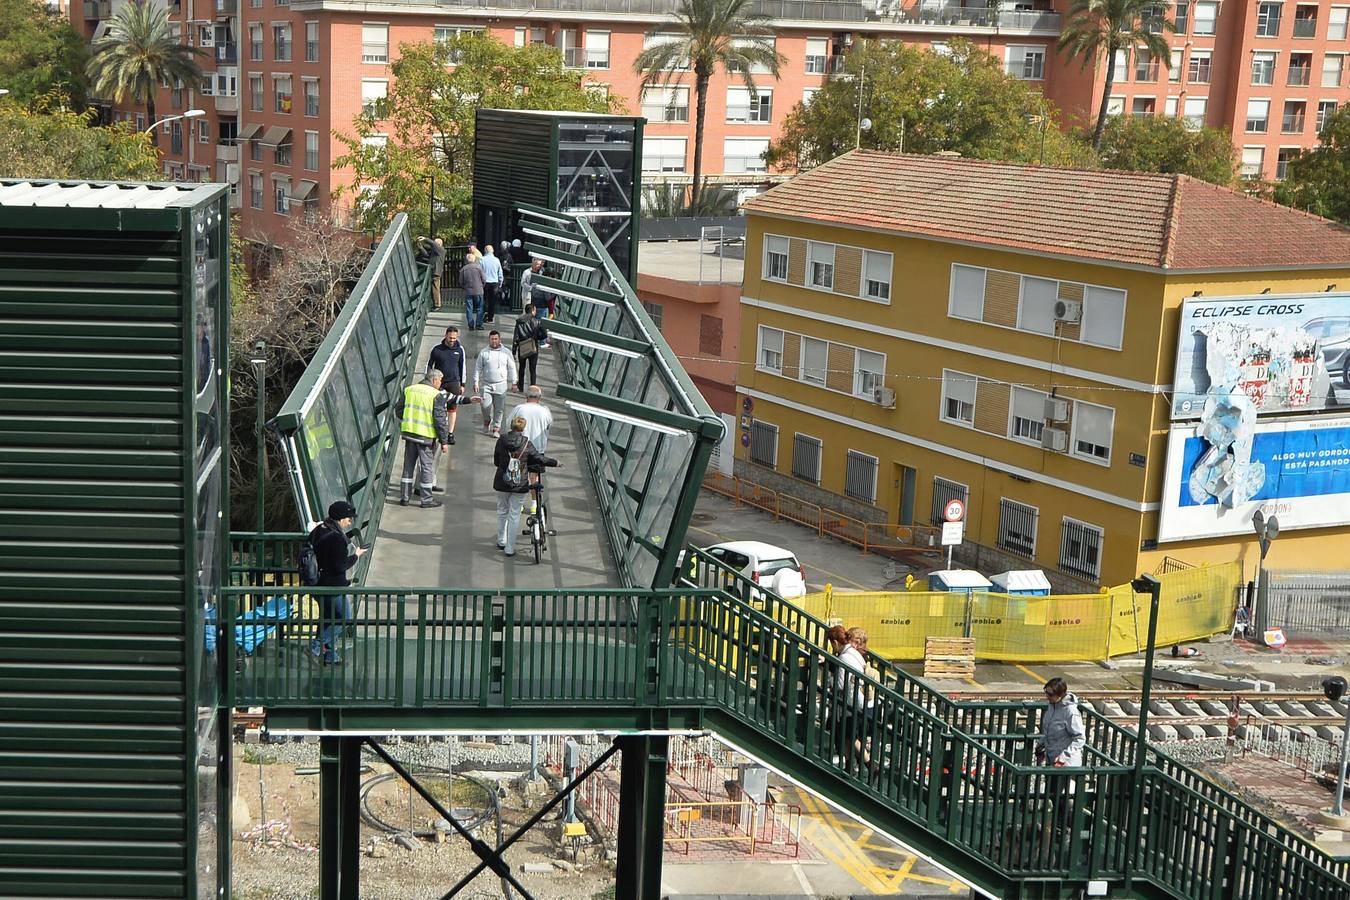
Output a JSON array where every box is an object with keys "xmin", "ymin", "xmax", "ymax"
[
  {"xmin": 998, "ymin": 499, "xmax": 1038, "ymax": 558},
  {"xmin": 1060, "ymin": 518, "xmax": 1103, "ymax": 581},
  {"xmin": 845, "ymin": 450, "xmax": 878, "ymax": 503},
  {"xmin": 765, "ymin": 235, "xmax": 788, "ymax": 281},
  {"xmin": 931, "ymin": 478, "xmax": 968, "ymax": 526},
  {"xmin": 791, "ymin": 434, "xmax": 822, "ymax": 484},
  {"xmin": 749, "ymin": 421, "xmax": 778, "ymax": 468},
  {"xmin": 642, "ymin": 301, "xmax": 663, "ymax": 330}
]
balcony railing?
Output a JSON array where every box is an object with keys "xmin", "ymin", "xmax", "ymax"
[
  {"xmin": 215, "ymin": 0, "xmax": 236, "ymax": 13},
  {"xmin": 1294, "ymin": 17, "xmax": 1318, "ymax": 37},
  {"xmin": 216, "ymin": 43, "xmax": 237, "ymax": 64},
  {"xmin": 1289, "ymin": 65, "xmax": 1312, "ymax": 86},
  {"xmin": 640, "ymin": 104, "xmax": 689, "ymax": 123},
  {"xmin": 1283, "ymin": 114, "xmax": 1306, "ymax": 133},
  {"xmin": 1134, "ymin": 63, "xmax": 1160, "ymax": 82},
  {"xmin": 275, "ymin": 41, "xmax": 291, "ymax": 62}
]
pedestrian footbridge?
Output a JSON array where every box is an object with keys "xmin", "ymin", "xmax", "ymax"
[{"xmin": 226, "ymin": 210, "xmax": 1350, "ymax": 900}]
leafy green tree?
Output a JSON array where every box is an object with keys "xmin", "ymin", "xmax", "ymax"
[
  {"xmin": 1097, "ymin": 115, "xmax": 1235, "ymax": 184},
  {"xmin": 1058, "ymin": 0, "xmax": 1174, "ymax": 149},
  {"xmin": 766, "ymin": 40, "xmax": 1091, "ymax": 171},
  {"xmin": 1275, "ymin": 107, "xmax": 1350, "ymax": 224},
  {"xmin": 0, "ymin": 97, "xmax": 158, "ymax": 180},
  {"xmin": 85, "ymin": 0, "xmax": 201, "ymax": 145},
  {"xmin": 0, "ymin": 0, "xmax": 88, "ymax": 107},
  {"xmin": 334, "ymin": 33, "xmax": 614, "ymax": 238},
  {"xmin": 633, "ymin": 0, "xmax": 783, "ymax": 206}
]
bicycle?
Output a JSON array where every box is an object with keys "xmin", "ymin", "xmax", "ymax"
[{"xmin": 525, "ymin": 469, "xmax": 552, "ymax": 564}]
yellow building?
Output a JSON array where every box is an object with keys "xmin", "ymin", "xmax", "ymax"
[{"xmin": 736, "ymin": 151, "xmax": 1350, "ymax": 588}]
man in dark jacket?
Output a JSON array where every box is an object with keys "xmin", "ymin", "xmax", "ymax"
[
  {"xmin": 309, "ymin": 500, "xmax": 367, "ymax": 665},
  {"xmin": 427, "ymin": 326, "xmax": 467, "ymax": 443},
  {"xmin": 512, "ymin": 303, "xmax": 547, "ymax": 392},
  {"xmin": 493, "ymin": 416, "xmax": 559, "ymax": 557}
]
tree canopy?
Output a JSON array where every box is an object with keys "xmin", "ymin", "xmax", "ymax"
[
  {"xmin": 0, "ymin": 0, "xmax": 88, "ymax": 107},
  {"xmin": 765, "ymin": 40, "xmax": 1091, "ymax": 172},
  {"xmin": 0, "ymin": 98, "xmax": 158, "ymax": 181},
  {"xmin": 1097, "ymin": 115, "xmax": 1235, "ymax": 185},
  {"xmin": 85, "ymin": 0, "xmax": 202, "ymax": 141},
  {"xmin": 334, "ymin": 33, "xmax": 616, "ymax": 238},
  {"xmin": 1275, "ymin": 106, "xmax": 1350, "ymax": 225}
]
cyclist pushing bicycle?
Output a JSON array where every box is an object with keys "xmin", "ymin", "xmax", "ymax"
[{"xmin": 492, "ymin": 416, "xmax": 559, "ymax": 558}]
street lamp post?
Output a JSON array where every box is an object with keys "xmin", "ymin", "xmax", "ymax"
[
  {"xmin": 249, "ymin": 341, "xmax": 267, "ymax": 535},
  {"xmin": 1319, "ymin": 676, "xmax": 1350, "ymax": 826},
  {"xmin": 1250, "ymin": 510, "xmax": 1280, "ymax": 641},
  {"xmin": 1123, "ymin": 572, "xmax": 1162, "ymax": 892},
  {"xmin": 142, "ymin": 108, "xmax": 205, "ymax": 135}
]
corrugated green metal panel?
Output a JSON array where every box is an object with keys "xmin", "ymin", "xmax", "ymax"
[
  {"xmin": 0, "ymin": 180, "xmax": 231, "ymax": 898},
  {"xmin": 473, "ymin": 109, "xmax": 554, "ymax": 208}
]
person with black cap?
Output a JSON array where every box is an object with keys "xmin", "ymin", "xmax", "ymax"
[{"xmin": 308, "ymin": 500, "xmax": 367, "ymax": 665}]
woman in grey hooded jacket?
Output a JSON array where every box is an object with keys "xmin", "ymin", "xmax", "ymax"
[{"xmin": 1037, "ymin": 677, "xmax": 1086, "ymax": 843}]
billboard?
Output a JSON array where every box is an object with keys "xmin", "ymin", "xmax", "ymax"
[
  {"xmin": 1171, "ymin": 293, "xmax": 1350, "ymax": 420},
  {"xmin": 1158, "ymin": 415, "xmax": 1350, "ymax": 542}
]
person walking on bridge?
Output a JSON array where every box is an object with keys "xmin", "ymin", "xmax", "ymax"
[
  {"xmin": 1037, "ymin": 677, "xmax": 1085, "ymax": 841},
  {"xmin": 397, "ymin": 369, "xmax": 449, "ymax": 508},
  {"xmin": 427, "ymin": 326, "xmax": 466, "ymax": 444},
  {"xmin": 492, "ymin": 416, "xmax": 559, "ymax": 557},
  {"xmin": 481, "ymin": 244, "xmax": 504, "ymax": 324},
  {"xmin": 474, "ymin": 330, "xmax": 516, "ymax": 437},
  {"xmin": 308, "ymin": 500, "xmax": 366, "ymax": 665}
]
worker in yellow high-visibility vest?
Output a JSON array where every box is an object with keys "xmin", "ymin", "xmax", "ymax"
[{"xmin": 398, "ymin": 370, "xmax": 451, "ymax": 508}]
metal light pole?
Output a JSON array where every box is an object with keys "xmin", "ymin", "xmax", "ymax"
[
  {"xmin": 142, "ymin": 108, "xmax": 205, "ymax": 135},
  {"xmin": 1124, "ymin": 572, "xmax": 1162, "ymax": 891},
  {"xmin": 1251, "ymin": 510, "xmax": 1280, "ymax": 640},
  {"xmin": 1319, "ymin": 677, "xmax": 1350, "ymax": 825},
  {"xmin": 854, "ymin": 60, "xmax": 867, "ymax": 149},
  {"xmin": 250, "ymin": 341, "xmax": 267, "ymax": 534}
]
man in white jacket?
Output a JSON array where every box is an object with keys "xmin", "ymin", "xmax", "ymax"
[{"xmin": 474, "ymin": 330, "xmax": 517, "ymax": 437}]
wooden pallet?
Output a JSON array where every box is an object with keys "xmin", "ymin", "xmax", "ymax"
[{"xmin": 924, "ymin": 637, "xmax": 976, "ymax": 678}]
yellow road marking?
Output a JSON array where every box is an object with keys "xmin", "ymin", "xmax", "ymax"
[
  {"xmin": 685, "ymin": 523, "xmax": 873, "ymax": 591},
  {"xmin": 1014, "ymin": 663, "xmax": 1043, "ymax": 684}
]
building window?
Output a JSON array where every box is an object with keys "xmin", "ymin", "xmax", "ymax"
[
  {"xmin": 304, "ymin": 130, "xmax": 318, "ymax": 170},
  {"xmin": 306, "ymin": 21, "xmax": 319, "ymax": 61},
  {"xmin": 249, "ymin": 74, "xmax": 263, "ymax": 112},
  {"xmin": 273, "ymin": 75, "xmax": 292, "ymax": 113},
  {"xmin": 805, "ymin": 37, "xmax": 827, "ymax": 73},
  {"xmin": 723, "ymin": 137, "xmax": 768, "ymax": 173},
  {"xmin": 641, "ymin": 33, "xmax": 690, "ymax": 70},
  {"xmin": 198, "ymin": 119, "xmax": 209, "ymax": 144},
  {"xmin": 807, "ymin": 241, "xmax": 834, "ymax": 289},
  {"xmin": 1019, "ymin": 275, "xmax": 1059, "ymax": 335},
  {"xmin": 749, "ymin": 421, "xmax": 778, "ymax": 468},
  {"xmin": 1193, "ymin": 1, "xmax": 1217, "ymax": 35},
  {"xmin": 1175, "ymin": 0, "xmax": 1190, "ymax": 33},
  {"xmin": 699, "ymin": 314, "xmax": 722, "ymax": 356},
  {"xmin": 1107, "ymin": 96, "xmax": 1126, "ymax": 117},
  {"xmin": 1083, "ymin": 285, "xmax": 1127, "ymax": 349},
  {"xmin": 1132, "ymin": 97, "xmax": 1155, "ymax": 117},
  {"xmin": 640, "ymin": 86, "xmax": 688, "ymax": 122},
  {"xmin": 1187, "ymin": 50, "xmax": 1212, "ymax": 83},
  {"xmin": 641, "ymin": 137, "xmax": 686, "ymax": 173},
  {"xmin": 1164, "ymin": 96, "xmax": 1178, "ymax": 117},
  {"xmin": 791, "ymin": 433, "xmax": 822, "ymax": 484},
  {"xmin": 1252, "ymin": 52, "xmax": 1277, "ymax": 85},
  {"xmin": 1276, "ymin": 147, "xmax": 1296, "ymax": 180},
  {"xmin": 803, "ymin": 86, "xmax": 819, "ymax": 106},
  {"xmin": 273, "ymin": 24, "xmax": 291, "ymax": 61},
  {"xmin": 727, "ymin": 86, "xmax": 772, "ymax": 123},
  {"xmin": 1169, "ymin": 48, "xmax": 1183, "ymax": 82},
  {"xmin": 757, "ymin": 326, "xmax": 783, "ymax": 373},
  {"xmin": 1009, "ymin": 386, "xmax": 1047, "ymax": 444},
  {"xmin": 250, "ymin": 140, "xmax": 261, "ymax": 162},
  {"xmin": 249, "ymin": 23, "xmax": 262, "ymax": 60},
  {"xmin": 997, "ymin": 499, "xmax": 1038, "ymax": 559},
  {"xmin": 361, "ymin": 79, "xmax": 388, "ymax": 117},
  {"xmin": 855, "ymin": 348, "xmax": 885, "ymax": 397},
  {"xmin": 1247, "ymin": 99, "xmax": 1270, "ymax": 133},
  {"xmin": 800, "ymin": 336, "xmax": 828, "ymax": 385},
  {"xmin": 941, "ymin": 370, "xmax": 976, "ymax": 426},
  {"xmin": 1071, "ymin": 400, "xmax": 1114, "ymax": 463},
  {"xmin": 1290, "ymin": 53, "xmax": 1314, "ymax": 85},
  {"xmin": 1005, "ymin": 45, "xmax": 1045, "ymax": 80},
  {"xmin": 1134, "ymin": 48, "xmax": 1158, "ymax": 81},
  {"xmin": 642, "ymin": 300, "xmax": 663, "ymax": 330},
  {"xmin": 1324, "ymin": 54, "xmax": 1344, "ymax": 87},
  {"xmin": 584, "ymin": 30, "xmax": 609, "ymax": 68},
  {"xmin": 1182, "ymin": 97, "xmax": 1207, "ymax": 130},
  {"xmin": 362, "ymin": 23, "xmax": 388, "ymax": 64},
  {"xmin": 1283, "ymin": 100, "xmax": 1307, "ymax": 133},
  {"xmin": 863, "ymin": 249, "xmax": 891, "ymax": 301},
  {"xmin": 844, "ymin": 450, "xmax": 878, "ymax": 504},
  {"xmin": 1112, "ymin": 49, "xmax": 1129, "ymax": 84},
  {"xmin": 764, "ymin": 234, "xmax": 788, "ymax": 281},
  {"xmin": 1318, "ymin": 100, "xmax": 1339, "ymax": 132},
  {"xmin": 949, "ymin": 263, "xmax": 986, "ymax": 320},
  {"xmin": 274, "ymin": 178, "xmax": 290, "ymax": 214},
  {"xmin": 1332, "ymin": 6, "xmax": 1350, "ymax": 40},
  {"xmin": 274, "ymin": 141, "xmax": 292, "ymax": 166},
  {"xmin": 304, "ymin": 80, "xmax": 319, "ymax": 117},
  {"xmin": 1294, "ymin": 4, "xmax": 1318, "ymax": 38},
  {"xmin": 249, "ymin": 172, "xmax": 262, "ymax": 209},
  {"xmin": 1257, "ymin": 1, "xmax": 1282, "ymax": 36},
  {"xmin": 930, "ymin": 478, "xmax": 969, "ymax": 526},
  {"xmin": 1059, "ymin": 518, "xmax": 1104, "ymax": 581}
]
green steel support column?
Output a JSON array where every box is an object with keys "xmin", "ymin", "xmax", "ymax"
[
  {"xmin": 614, "ymin": 735, "xmax": 668, "ymax": 900},
  {"xmin": 319, "ymin": 737, "xmax": 341, "ymax": 900},
  {"xmin": 339, "ymin": 738, "xmax": 362, "ymax": 900}
]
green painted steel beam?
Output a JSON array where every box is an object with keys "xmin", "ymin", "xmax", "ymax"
[
  {"xmin": 522, "ymin": 240, "xmax": 600, "ymax": 271},
  {"xmin": 544, "ymin": 317, "xmax": 652, "ymax": 356},
  {"xmin": 556, "ymin": 383, "xmax": 711, "ymax": 436},
  {"xmin": 615, "ymin": 735, "xmax": 668, "ymax": 900},
  {"xmin": 532, "ymin": 274, "xmax": 624, "ymax": 308}
]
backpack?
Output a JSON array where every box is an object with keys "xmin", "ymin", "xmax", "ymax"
[
  {"xmin": 298, "ymin": 526, "xmax": 324, "ymax": 586},
  {"xmin": 503, "ymin": 445, "xmax": 530, "ymax": 491}
]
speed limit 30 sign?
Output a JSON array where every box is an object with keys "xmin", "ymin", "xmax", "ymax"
[{"xmin": 943, "ymin": 498, "xmax": 966, "ymax": 523}]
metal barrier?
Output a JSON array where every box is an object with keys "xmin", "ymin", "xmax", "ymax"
[
  {"xmin": 703, "ymin": 471, "xmax": 942, "ymax": 557},
  {"xmin": 1263, "ymin": 570, "xmax": 1350, "ymax": 637}
]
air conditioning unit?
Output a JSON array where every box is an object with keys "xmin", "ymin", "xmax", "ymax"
[
  {"xmin": 873, "ymin": 386, "xmax": 896, "ymax": 409},
  {"xmin": 1044, "ymin": 396, "xmax": 1070, "ymax": 423},
  {"xmin": 1041, "ymin": 427, "xmax": 1069, "ymax": 453},
  {"xmin": 1054, "ymin": 299, "xmax": 1083, "ymax": 323}
]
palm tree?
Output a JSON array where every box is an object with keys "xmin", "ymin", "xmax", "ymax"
[
  {"xmin": 1058, "ymin": 0, "xmax": 1174, "ymax": 149},
  {"xmin": 86, "ymin": 0, "xmax": 201, "ymax": 146},
  {"xmin": 633, "ymin": 0, "xmax": 784, "ymax": 207}
]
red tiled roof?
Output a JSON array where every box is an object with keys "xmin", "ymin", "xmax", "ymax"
[{"xmin": 742, "ymin": 151, "xmax": 1350, "ymax": 271}]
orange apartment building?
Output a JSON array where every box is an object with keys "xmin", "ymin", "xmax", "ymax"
[{"xmin": 70, "ymin": 1, "xmax": 1350, "ymax": 242}]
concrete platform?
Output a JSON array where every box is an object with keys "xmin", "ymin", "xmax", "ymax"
[{"xmin": 363, "ymin": 309, "xmax": 617, "ymax": 591}]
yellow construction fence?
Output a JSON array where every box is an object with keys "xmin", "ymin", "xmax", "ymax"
[{"xmin": 798, "ymin": 563, "xmax": 1241, "ymax": 663}]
